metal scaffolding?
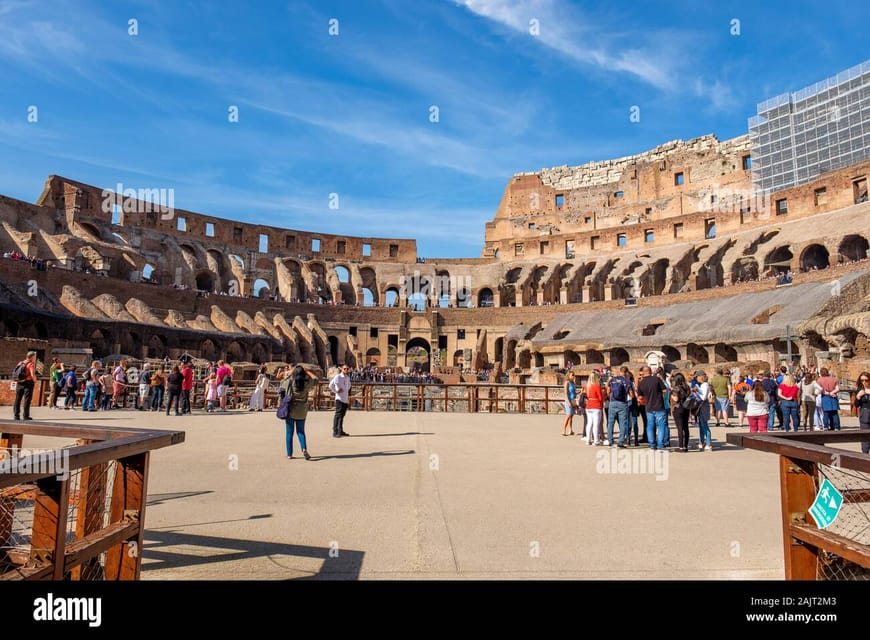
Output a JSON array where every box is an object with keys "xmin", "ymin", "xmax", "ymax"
[{"xmin": 749, "ymin": 59, "xmax": 870, "ymax": 193}]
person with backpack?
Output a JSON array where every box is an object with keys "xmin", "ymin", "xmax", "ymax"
[
  {"xmin": 605, "ymin": 366, "xmax": 634, "ymax": 447},
  {"xmin": 279, "ymin": 365, "xmax": 319, "ymax": 459},
  {"xmin": 63, "ymin": 366, "xmax": 77, "ymax": 410},
  {"xmin": 12, "ymin": 350, "xmax": 37, "ymax": 421},
  {"xmin": 47, "ymin": 357, "xmax": 63, "ymax": 410},
  {"xmin": 669, "ymin": 372, "xmax": 692, "ymax": 452}
]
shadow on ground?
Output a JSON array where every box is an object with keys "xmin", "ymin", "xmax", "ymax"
[{"xmin": 142, "ymin": 527, "xmax": 365, "ymax": 580}]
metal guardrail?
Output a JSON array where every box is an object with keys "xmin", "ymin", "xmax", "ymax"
[
  {"xmin": 0, "ymin": 421, "xmax": 184, "ymax": 580},
  {"xmin": 726, "ymin": 430, "xmax": 870, "ymax": 580}
]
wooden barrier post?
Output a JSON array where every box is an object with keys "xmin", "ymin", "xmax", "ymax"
[
  {"xmin": 779, "ymin": 455, "xmax": 818, "ymax": 580},
  {"xmin": 105, "ymin": 452, "xmax": 149, "ymax": 580},
  {"xmin": 30, "ymin": 474, "xmax": 70, "ymax": 579},
  {"xmin": 72, "ymin": 450, "xmax": 108, "ymax": 580}
]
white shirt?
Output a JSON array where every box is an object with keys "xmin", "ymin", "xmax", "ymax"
[{"xmin": 329, "ymin": 372, "xmax": 350, "ymax": 403}]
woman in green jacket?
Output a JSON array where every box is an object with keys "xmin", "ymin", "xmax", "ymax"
[{"xmin": 280, "ymin": 365, "xmax": 319, "ymax": 460}]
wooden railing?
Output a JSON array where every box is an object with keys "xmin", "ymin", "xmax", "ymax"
[
  {"xmin": 726, "ymin": 430, "xmax": 870, "ymax": 580},
  {"xmin": 0, "ymin": 421, "xmax": 184, "ymax": 580},
  {"xmin": 310, "ymin": 382, "xmax": 566, "ymax": 414}
]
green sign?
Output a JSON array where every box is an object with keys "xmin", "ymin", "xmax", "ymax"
[{"xmin": 808, "ymin": 479, "xmax": 843, "ymax": 529}]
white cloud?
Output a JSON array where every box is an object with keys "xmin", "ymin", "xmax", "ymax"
[{"xmin": 453, "ymin": 0, "xmax": 686, "ymax": 89}]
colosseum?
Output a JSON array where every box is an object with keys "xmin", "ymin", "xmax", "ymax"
[{"xmin": 2, "ymin": 62, "xmax": 870, "ymax": 384}]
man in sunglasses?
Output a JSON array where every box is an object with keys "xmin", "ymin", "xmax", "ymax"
[{"xmin": 329, "ymin": 364, "xmax": 352, "ymax": 437}]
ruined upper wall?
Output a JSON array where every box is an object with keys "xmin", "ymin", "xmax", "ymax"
[
  {"xmin": 483, "ymin": 134, "xmax": 753, "ymax": 258},
  {"xmin": 39, "ymin": 175, "xmax": 417, "ymax": 263}
]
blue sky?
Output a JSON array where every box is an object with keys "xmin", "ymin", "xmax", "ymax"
[{"xmin": 0, "ymin": 0, "xmax": 867, "ymax": 258}]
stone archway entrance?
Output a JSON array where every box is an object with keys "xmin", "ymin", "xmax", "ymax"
[{"xmin": 405, "ymin": 337, "xmax": 431, "ymax": 373}]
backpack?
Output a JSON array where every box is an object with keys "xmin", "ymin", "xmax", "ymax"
[
  {"xmin": 576, "ymin": 391, "xmax": 587, "ymax": 410},
  {"xmin": 13, "ymin": 361, "xmax": 27, "ymax": 382},
  {"xmin": 682, "ymin": 392, "xmax": 702, "ymax": 413},
  {"xmin": 609, "ymin": 376, "xmax": 629, "ymax": 403}
]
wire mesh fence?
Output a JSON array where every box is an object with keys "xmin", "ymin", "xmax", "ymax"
[
  {"xmin": 0, "ymin": 444, "xmax": 118, "ymax": 579},
  {"xmin": 816, "ymin": 462, "xmax": 870, "ymax": 580}
]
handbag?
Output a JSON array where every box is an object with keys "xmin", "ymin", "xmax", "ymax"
[
  {"xmin": 820, "ymin": 394, "xmax": 838, "ymax": 412},
  {"xmin": 275, "ymin": 396, "xmax": 292, "ymax": 420}
]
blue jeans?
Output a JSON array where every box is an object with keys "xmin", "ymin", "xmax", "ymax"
[
  {"xmin": 823, "ymin": 410, "xmax": 841, "ymax": 431},
  {"xmin": 83, "ymin": 384, "xmax": 97, "ymax": 411},
  {"xmin": 780, "ymin": 400, "xmax": 799, "ymax": 431},
  {"xmin": 606, "ymin": 401, "xmax": 630, "ymax": 445},
  {"xmin": 648, "ymin": 410, "xmax": 668, "ymax": 449},
  {"xmin": 151, "ymin": 387, "xmax": 164, "ymax": 410},
  {"xmin": 285, "ymin": 418, "xmax": 307, "ymax": 456},
  {"xmin": 697, "ymin": 403, "xmax": 711, "ymax": 445},
  {"xmin": 767, "ymin": 405, "xmax": 777, "ymax": 431}
]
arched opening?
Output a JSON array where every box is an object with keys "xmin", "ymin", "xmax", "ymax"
[
  {"xmin": 408, "ymin": 293, "xmax": 427, "ymax": 311},
  {"xmin": 4, "ymin": 320, "xmax": 19, "ymax": 337},
  {"xmin": 359, "ymin": 268, "xmax": 378, "ymax": 304},
  {"xmin": 456, "ymin": 287, "xmax": 472, "ymax": 308},
  {"xmin": 506, "ymin": 339, "xmax": 518, "ymax": 368},
  {"xmin": 687, "ymin": 343, "xmax": 709, "ymax": 364},
  {"xmin": 435, "ymin": 270, "xmax": 451, "ymax": 307},
  {"xmin": 384, "ymin": 287, "xmax": 399, "ymax": 307},
  {"xmin": 195, "ymin": 271, "xmax": 215, "ymax": 292},
  {"xmin": 387, "ymin": 345, "xmax": 398, "ymax": 367},
  {"xmin": 564, "ymin": 350, "xmax": 581, "ymax": 367},
  {"xmin": 494, "ymin": 337, "xmax": 504, "ymax": 363},
  {"xmin": 253, "ymin": 278, "xmax": 271, "ymax": 299},
  {"xmin": 200, "ymin": 339, "xmax": 218, "ymax": 362},
  {"xmin": 764, "ymin": 246, "xmax": 793, "ymax": 275},
  {"xmin": 478, "ymin": 287, "xmax": 494, "ymax": 308},
  {"xmin": 226, "ymin": 341, "xmax": 244, "ymax": 364},
  {"xmin": 405, "ymin": 337, "xmax": 431, "ymax": 372},
  {"xmin": 79, "ymin": 222, "xmax": 101, "ymax": 240},
  {"xmin": 334, "ymin": 266, "xmax": 350, "ymax": 283},
  {"xmin": 250, "ymin": 343, "xmax": 268, "ymax": 365},
  {"xmin": 366, "ymin": 347, "xmax": 381, "ymax": 366},
  {"xmin": 362, "ymin": 288, "xmax": 375, "ymax": 307},
  {"xmin": 610, "ymin": 347, "xmax": 629, "ymax": 366},
  {"xmin": 661, "ymin": 345, "xmax": 681, "ymax": 363},
  {"xmin": 731, "ymin": 257, "xmax": 759, "ymax": 283},
  {"xmin": 642, "ymin": 259, "xmax": 669, "ymax": 296},
  {"xmin": 146, "ymin": 334, "xmax": 166, "ymax": 359},
  {"xmin": 533, "ymin": 352, "xmax": 544, "ymax": 367},
  {"xmin": 838, "ymin": 234, "xmax": 869, "ymax": 263},
  {"xmin": 328, "ymin": 335, "xmax": 339, "ymax": 365},
  {"xmin": 517, "ymin": 349, "xmax": 531, "ymax": 369},
  {"xmin": 453, "ymin": 349, "xmax": 464, "ymax": 367},
  {"xmin": 714, "ymin": 343, "xmax": 738, "ymax": 362},
  {"xmin": 800, "ymin": 244, "xmax": 830, "ymax": 271},
  {"xmin": 586, "ymin": 349, "xmax": 605, "ymax": 364}
]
